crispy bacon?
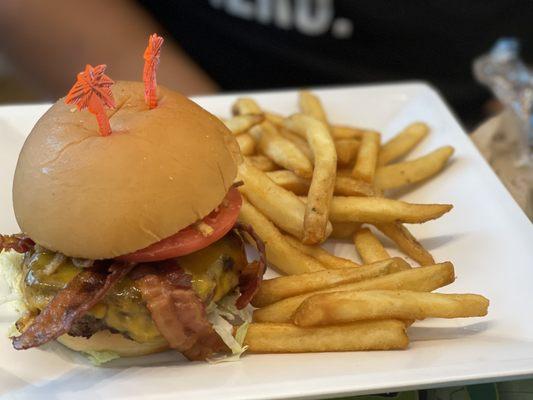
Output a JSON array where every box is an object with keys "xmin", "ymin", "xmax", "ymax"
[
  {"xmin": 0, "ymin": 234, "xmax": 34, "ymax": 253},
  {"xmin": 182, "ymin": 329, "xmax": 226, "ymax": 361},
  {"xmin": 135, "ymin": 262, "xmax": 226, "ymax": 361},
  {"xmin": 12, "ymin": 261, "xmax": 135, "ymax": 350},
  {"xmin": 234, "ymin": 223, "xmax": 267, "ymax": 310}
]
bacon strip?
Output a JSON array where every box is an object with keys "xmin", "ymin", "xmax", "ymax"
[
  {"xmin": 12, "ymin": 261, "xmax": 135, "ymax": 350},
  {"xmin": 0, "ymin": 234, "xmax": 34, "ymax": 253},
  {"xmin": 135, "ymin": 262, "xmax": 225, "ymax": 361},
  {"xmin": 234, "ymin": 223, "xmax": 267, "ymax": 309}
]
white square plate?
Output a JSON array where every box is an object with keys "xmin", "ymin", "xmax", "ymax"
[{"xmin": 1, "ymin": 83, "xmax": 532, "ymax": 400}]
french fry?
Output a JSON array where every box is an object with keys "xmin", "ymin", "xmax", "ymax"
[
  {"xmin": 226, "ymin": 95, "xmax": 486, "ymax": 355},
  {"xmin": 264, "ymin": 111, "xmax": 285, "ymax": 126},
  {"xmin": 253, "ymin": 262, "xmax": 454, "ymax": 323},
  {"xmin": 391, "ymin": 257, "xmax": 413, "ymax": 270},
  {"xmin": 294, "ymin": 290, "xmax": 489, "ymax": 327},
  {"xmin": 235, "ymin": 133, "xmax": 255, "ymax": 156},
  {"xmin": 272, "ymin": 110, "xmax": 360, "ymax": 158},
  {"xmin": 232, "ymin": 97, "xmax": 262, "ymax": 115},
  {"xmin": 336, "ymin": 168, "xmax": 354, "ymax": 177},
  {"xmin": 284, "ymin": 234, "xmax": 361, "ymax": 269},
  {"xmin": 223, "ymin": 93, "xmax": 487, "ymax": 357},
  {"xmin": 223, "ymin": 114, "xmax": 264, "ymax": 135},
  {"xmin": 244, "ymin": 320, "xmax": 409, "ymax": 353},
  {"xmin": 352, "ymin": 131, "xmax": 381, "ymax": 183},
  {"xmin": 332, "ymin": 176, "xmax": 375, "ymax": 197},
  {"xmin": 298, "ymin": 92, "xmax": 367, "ymax": 163},
  {"xmin": 238, "ymin": 160, "xmax": 332, "ymax": 240},
  {"xmin": 278, "ymin": 127, "xmax": 314, "ymax": 160},
  {"xmin": 286, "ymin": 123, "xmax": 366, "ymax": 141},
  {"xmin": 252, "ymin": 258, "xmax": 407, "ymax": 308},
  {"xmin": 378, "ymin": 122, "xmax": 429, "ymax": 166},
  {"xmin": 329, "ymin": 221, "xmax": 361, "ymax": 239},
  {"xmin": 328, "ymin": 196, "xmax": 453, "ymax": 224},
  {"xmin": 266, "ymin": 170, "xmax": 309, "ymax": 195},
  {"xmin": 245, "ymin": 155, "xmax": 279, "ymax": 172},
  {"xmin": 375, "ymin": 146, "xmax": 455, "ymax": 190},
  {"xmin": 238, "ymin": 198, "xmax": 325, "ymax": 275},
  {"xmin": 299, "ymin": 90, "xmax": 328, "ymax": 125},
  {"xmin": 233, "ymin": 97, "xmax": 314, "ymax": 178},
  {"xmin": 335, "ymin": 139, "xmax": 360, "ymax": 165},
  {"xmin": 331, "ymin": 125, "xmax": 366, "ymax": 140},
  {"xmin": 250, "ymin": 122, "xmax": 313, "ymax": 178},
  {"xmin": 374, "ymin": 222, "xmax": 435, "ymax": 266},
  {"xmin": 353, "ymin": 227, "xmax": 390, "ymax": 263},
  {"xmin": 283, "ymin": 114, "xmax": 337, "ymax": 244},
  {"xmin": 266, "ymin": 170, "xmax": 374, "ymax": 197}
]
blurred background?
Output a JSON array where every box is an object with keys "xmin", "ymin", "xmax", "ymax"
[{"xmin": 2, "ymin": 0, "xmax": 533, "ymax": 129}]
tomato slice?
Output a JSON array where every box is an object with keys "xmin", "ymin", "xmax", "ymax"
[{"xmin": 118, "ymin": 188, "xmax": 242, "ymax": 262}]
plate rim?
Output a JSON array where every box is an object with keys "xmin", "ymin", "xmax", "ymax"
[{"xmin": 1, "ymin": 81, "xmax": 532, "ymax": 399}]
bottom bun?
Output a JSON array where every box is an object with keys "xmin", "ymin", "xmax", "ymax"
[{"xmin": 58, "ymin": 330, "xmax": 169, "ymax": 357}]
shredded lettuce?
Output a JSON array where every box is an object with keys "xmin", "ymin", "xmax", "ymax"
[
  {"xmin": 0, "ymin": 251, "xmax": 26, "ymax": 311},
  {"xmin": 234, "ymin": 321, "xmax": 249, "ymax": 345},
  {"xmin": 1, "ymin": 252, "xmax": 251, "ymax": 364},
  {"xmin": 84, "ymin": 350, "xmax": 120, "ymax": 365},
  {"xmin": 206, "ymin": 293, "xmax": 252, "ymax": 363},
  {"xmin": 0, "ymin": 251, "xmax": 28, "ymax": 341}
]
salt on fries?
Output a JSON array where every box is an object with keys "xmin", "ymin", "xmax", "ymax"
[{"xmin": 217, "ymin": 91, "xmax": 487, "ymax": 354}]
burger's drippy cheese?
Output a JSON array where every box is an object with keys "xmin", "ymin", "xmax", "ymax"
[{"xmin": 21, "ymin": 233, "xmax": 247, "ymax": 344}]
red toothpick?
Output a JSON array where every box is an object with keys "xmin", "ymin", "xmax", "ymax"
[
  {"xmin": 65, "ymin": 64, "xmax": 116, "ymax": 136},
  {"xmin": 143, "ymin": 33, "xmax": 164, "ymax": 109}
]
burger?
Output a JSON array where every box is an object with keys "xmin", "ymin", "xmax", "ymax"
[{"xmin": 0, "ymin": 80, "xmax": 265, "ymax": 362}]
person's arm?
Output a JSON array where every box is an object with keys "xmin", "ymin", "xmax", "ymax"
[{"xmin": 0, "ymin": 0, "xmax": 218, "ymax": 98}]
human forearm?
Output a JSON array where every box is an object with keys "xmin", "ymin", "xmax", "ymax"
[{"xmin": 0, "ymin": 0, "xmax": 218, "ymax": 98}]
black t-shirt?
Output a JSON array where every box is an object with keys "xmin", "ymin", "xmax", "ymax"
[{"xmin": 138, "ymin": 0, "xmax": 533, "ymax": 124}]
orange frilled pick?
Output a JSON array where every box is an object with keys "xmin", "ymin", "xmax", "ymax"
[
  {"xmin": 65, "ymin": 64, "xmax": 116, "ymax": 136},
  {"xmin": 143, "ymin": 33, "xmax": 164, "ymax": 109}
]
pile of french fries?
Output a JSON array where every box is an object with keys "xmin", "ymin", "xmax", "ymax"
[{"xmin": 222, "ymin": 91, "xmax": 489, "ymax": 353}]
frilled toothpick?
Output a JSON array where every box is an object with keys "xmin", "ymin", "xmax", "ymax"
[
  {"xmin": 143, "ymin": 33, "xmax": 164, "ymax": 109},
  {"xmin": 65, "ymin": 64, "xmax": 116, "ymax": 136}
]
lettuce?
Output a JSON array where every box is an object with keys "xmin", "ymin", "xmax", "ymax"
[
  {"xmin": 84, "ymin": 350, "xmax": 120, "ymax": 365},
  {"xmin": 0, "ymin": 251, "xmax": 26, "ymax": 312},
  {"xmin": 1, "ymin": 252, "xmax": 251, "ymax": 364},
  {"xmin": 0, "ymin": 251, "xmax": 29, "ymax": 342},
  {"xmin": 206, "ymin": 293, "xmax": 252, "ymax": 363}
]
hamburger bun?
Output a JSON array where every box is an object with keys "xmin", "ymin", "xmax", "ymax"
[
  {"xmin": 58, "ymin": 330, "xmax": 169, "ymax": 357},
  {"xmin": 13, "ymin": 81, "xmax": 240, "ymax": 259}
]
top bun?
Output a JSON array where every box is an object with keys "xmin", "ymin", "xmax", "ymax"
[{"xmin": 13, "ymin": 81, "xmax": 240, "ymax": 259}]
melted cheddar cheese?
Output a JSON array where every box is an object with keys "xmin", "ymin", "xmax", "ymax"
[{"xmin": 21, "ymin": 233, "xmax": 246, "ymax": 343}]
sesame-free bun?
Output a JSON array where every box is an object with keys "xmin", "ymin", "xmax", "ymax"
[
  {"xmin": 58, "ymin": 330, "xmax": 169, "ymax": 357},
  {"xmin": 13, "ymin": 81, "xmax": 240, "ymax": 259}
]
